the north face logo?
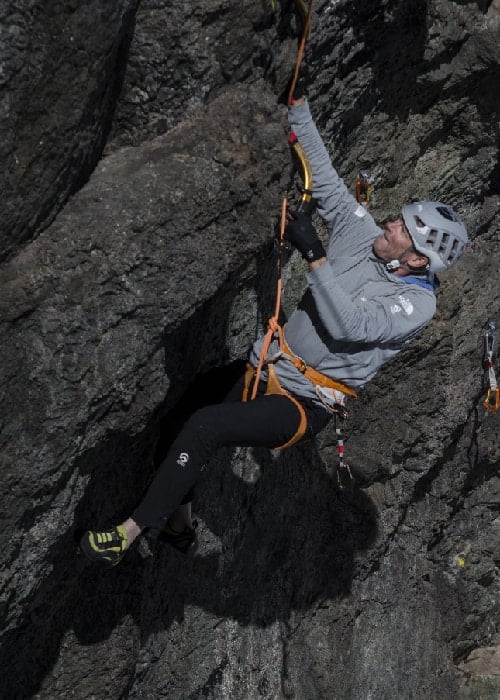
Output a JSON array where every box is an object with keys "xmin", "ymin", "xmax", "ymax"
[{"xmin": 398, "ymin": 295, "xmax": 414, "ymax": 315}]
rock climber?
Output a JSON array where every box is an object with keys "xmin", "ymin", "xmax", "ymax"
[{"xmin": 80, "ymin": 94, "xmax": 469, "ymax": 566}]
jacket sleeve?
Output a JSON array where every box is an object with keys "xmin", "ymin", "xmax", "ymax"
[
  {"xmin": 288, "ymin": 100, "xmax": 359, "ymax": 229},
  {"xmin": 305, "ymin": 263, "xmax": 436, "ymax": 344}
]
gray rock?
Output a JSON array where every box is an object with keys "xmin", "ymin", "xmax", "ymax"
[
  {"xmin": 0, "ymin": 0, "xmax": 499, "ymax": 698},
  {"xmin": 0, "ymin": 0, "xmax": 140, "ymax": 261}
]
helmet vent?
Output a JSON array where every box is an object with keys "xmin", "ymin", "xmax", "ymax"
[
  {"xmin": 427, "ymin": 228, "xmax": 438, "ymax": 244},
  {"xmin": 439, "ymin": 232, "xmax": 450, "ymax": 254},
  {"xmin": 437, "ymin": 205, "xmax": 459, "ymax": 222}
]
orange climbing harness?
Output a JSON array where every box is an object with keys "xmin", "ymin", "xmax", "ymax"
[{"xmin": 281, "ymin": 333, "xmax": 357, "ymax": 397}]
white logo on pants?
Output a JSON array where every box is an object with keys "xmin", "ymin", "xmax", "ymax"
[{"xmin": 176, "ymin": 452, "xmax": 189, "ymax": 467}]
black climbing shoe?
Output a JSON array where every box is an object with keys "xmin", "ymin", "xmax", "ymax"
[
  {"xmin": 80, "ymin": 525, "xmax": 128, "ymax": 567},
  {"xmin": 160, "ymin": 520, "xmax": 198, "ymax": 555}
]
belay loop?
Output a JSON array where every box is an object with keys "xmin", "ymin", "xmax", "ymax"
[{"xmin": 483, "ymin": 320, "xmax": 499, "ymax": 413}]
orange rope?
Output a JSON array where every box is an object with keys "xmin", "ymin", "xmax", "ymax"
[
  {"xmin": 250, "ymin": 2, "xmax": 314, "ymax": 398},
  {"xmin": 250, "ymin": 198, "xmax": 288, "ymax": 399},
  {"xmin": 287, "ymin": 0, "xmax": 313, "ymax": 107}
]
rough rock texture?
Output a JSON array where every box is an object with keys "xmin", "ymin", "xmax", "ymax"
[
  {"xmin": 0, "ymin": 0, "xmax": 139, "ymax": 261},
  {"xmin": 1, "ymin": 0, "xmax": 499, "ymax": 699},
  {"xmin": 0, "ymin": 81, "xmax": 288, "ymax": 695},
  {"xmin": 105, "ymin": 0, "xmax": 290, "ymax": 151}
]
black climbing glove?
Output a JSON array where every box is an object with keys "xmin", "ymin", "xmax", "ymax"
[{"xmin": 285, "ymin": 212, "xmax": 326, "ymax": 263}]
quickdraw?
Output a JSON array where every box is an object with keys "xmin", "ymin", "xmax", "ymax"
[
  {"xmin": 355, "ymin": 170, "xmax": 374, "ymax": 208},
  {"xmin": 334, "ymin": 416, "xmax": 353, "ymax": 489},
  {"xmin": 483, "ymin": 320, "xmax": 499, "ymax": 413}
]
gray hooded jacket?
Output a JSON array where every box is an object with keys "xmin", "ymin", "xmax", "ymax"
[{"xmin": 249, "ymin": 100, "xmax": 436, "ymax": 402}]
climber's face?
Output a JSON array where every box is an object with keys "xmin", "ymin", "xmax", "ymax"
[{"xmin": 372, "ymin": 218, "xmax": 414, "ymax": 262}]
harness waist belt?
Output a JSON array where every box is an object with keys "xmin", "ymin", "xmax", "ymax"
[{"xmin": 282, "ymin": 338, "xmax": 358, "ymax": 398}]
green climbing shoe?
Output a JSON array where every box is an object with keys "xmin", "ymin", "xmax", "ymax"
[{"xmin": 80, "ymin": 525, "xmax": 128, "ymax": 567}]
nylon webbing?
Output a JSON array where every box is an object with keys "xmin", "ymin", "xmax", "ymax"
[{"xmin": 251, "ymin": 198, "xmax": 288, "ymax": 399}]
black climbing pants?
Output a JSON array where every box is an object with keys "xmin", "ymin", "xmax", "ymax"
[{"xmin": 132, "ymin": 377, "xmax": 331, "ymax": 532}]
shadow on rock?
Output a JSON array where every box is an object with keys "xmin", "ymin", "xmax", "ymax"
[
  {"xmin": 0, "ymin": 365, "xmax": 378, "ymax": 697},
  {"xmin": 72, "ymin": 437, "xmax": 378, "ymax": 640}
]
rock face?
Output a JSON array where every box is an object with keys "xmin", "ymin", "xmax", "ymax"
[
  {"xmin": 0, "ymin": 0, "xmax": 140, "ymax": 262},
  {"xmin": 1, "ymin": 1, "xmax": 499, "ymax": 699}
]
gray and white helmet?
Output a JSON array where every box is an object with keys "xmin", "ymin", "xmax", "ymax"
[{"xmin": 402, "ymin": 201, "xmax": 468, "ymax": 273}]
